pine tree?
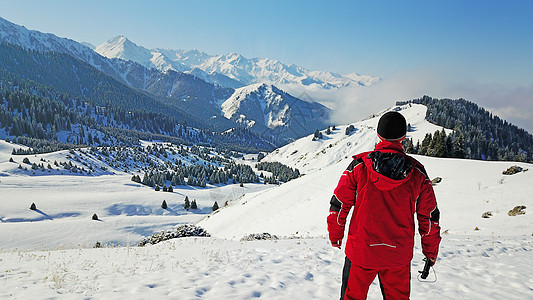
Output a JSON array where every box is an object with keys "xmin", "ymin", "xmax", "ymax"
[
  {"xmin": 257, "ymin": 152, "xmax": 265, "ymax": 162},
  {"xmin": 434, "ymin": 129, "xmax": 447, "ymax": 157},
  {"xmin": 427, "ymin": 131, "xmax": 439, "ymax": 157},
  {"xmin": 445, "ymin": 135, "xmax": 453, "ymax": 158},
  {"xmin": 184, "ymin": 196, "xmax": 190, "ymax": 210},
  {"xmin": 453, "ymin": 133, "xmax": 466, "ymax": 158},
  {"xmin": 313, "ymin": 129, "xmax": 323, "ymax": 140},
  {"xmin": 212, "ymin": 201, "xmax": 219, "ymax": 211},
  {"xmin": 405, "ymin": 138, "xmax": 415, "ymax": 154},
  {"xmin": 191, "ymin": 200, "xmax": 197, "ymax": 209},
  {"xmin": 161, "ymin": 200, "xmax": 167, "ymax": 209},
  {"xmin": 418, "ymin": 133, "xmax": 432, "ymax": 156}
]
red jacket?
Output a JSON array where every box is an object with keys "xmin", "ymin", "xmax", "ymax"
[{"xmin": 327, "ymin": 140, "xmax": 441, "ymax": 268}]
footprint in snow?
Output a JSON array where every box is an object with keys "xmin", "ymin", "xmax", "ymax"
[
  {"xmin": 305, "ymin": 272, "xmax": 314, "ymax": 281},
  {"xmin": 251, "ymin": 291, "xmax": 261, "ymax": 298}
]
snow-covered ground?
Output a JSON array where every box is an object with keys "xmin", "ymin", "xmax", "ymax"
[
  {"xmin": 1, "ymin": 236, "xmax": 531, "ymax": 299},
  {"xmin": 1, "ymin": 103, "xmax": 532, "ymax": 299},
  {"xmin": 0, "ymin": 140, "xmax": 271, "ymax": 250}
]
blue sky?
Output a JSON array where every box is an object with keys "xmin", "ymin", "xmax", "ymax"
[{"xmin": 1, "ymin": 0, "xmax": 533, "ymax": 131}]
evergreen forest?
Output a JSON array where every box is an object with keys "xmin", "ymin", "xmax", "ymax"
[{"xmin": 398, "ymin": 96, "xmax": 533, "ymax": 162}]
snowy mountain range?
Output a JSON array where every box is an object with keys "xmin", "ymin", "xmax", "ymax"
[
  {"xmin": 0, "ymin": 16, "xmax": 336, "ymax": 145},
  {"xmin": 95, "ymin": 35, "xmax": 379, "ymax": 89}
]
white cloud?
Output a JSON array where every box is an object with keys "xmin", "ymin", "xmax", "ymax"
[
  {"xmin": 281, "ymin": 70, "xmax": 533, "ymax": 134},
  {"xmin": 447, "ymin": 82, "xmax": 533, "ymax": 134}
]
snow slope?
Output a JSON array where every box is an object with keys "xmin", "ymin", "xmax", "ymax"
[
  {"xmin": 1, "ymin": 103, "xmax": 532, "ymax": 299},
  {"xmin": 261, "ymin": 103, "xmax": 449, "ymax": 174},
  {"xmin": 200, "ymin": 149, "xmax": 533, "ymax": 239}
]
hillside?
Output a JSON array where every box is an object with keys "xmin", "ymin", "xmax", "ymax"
[
  {"xmin": 400, "ymin": 96, "xmax": 533, "ymax": 162},
  {"xmin": 0, "ymin": 43, "xmax": 188, "ymax": 121},
  {"xmin": 199, "ymin": 104, "xmax": 532, "ymax": 239},
  {"xmin": 0, "ymin": 65, "xmax": 274, "ymax": 153},
  {"xmin": 0, "ymin": 139, "xmax": 275, "ymax": 249},
  {"xmin": 260, "ymin": 103, "xmax": 449, "ymax": 174},
  {"xmin": 1, "ymin": 103, "xmax": 532, "ymax": 298}
]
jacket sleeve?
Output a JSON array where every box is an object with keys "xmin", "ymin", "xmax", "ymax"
[
  {"xmin": 415, "ymin": 174, "xmax": 442, "ymax": 259},
  {"xmin": 327, "ymin": 159, "xmax": 359, "ymax": 244}
]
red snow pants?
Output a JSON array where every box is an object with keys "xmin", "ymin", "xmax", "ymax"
[{"xmin": 341, "ymin": 257, "xmax": 410, "ymax": 300}]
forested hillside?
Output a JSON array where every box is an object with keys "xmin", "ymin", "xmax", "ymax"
[
  {"xmin": 398, "ymin": 96, "xmax": 533, "ymax": 162},
  {"xmin": 0, "ymin": 42, "xmax": 203, "ymax": 128},
  {"xmin": 0, "ymin": 67, "xmax": 274, "ymax": 153}
]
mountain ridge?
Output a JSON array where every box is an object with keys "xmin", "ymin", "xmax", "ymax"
[{"xmin": 95, "ymin": 35, "xmax": 380, "ymax": 90}]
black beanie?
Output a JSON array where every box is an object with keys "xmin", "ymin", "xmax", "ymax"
[{"xmin": 377, "ymin": 111, "xmax": 407, "ymax": 141}]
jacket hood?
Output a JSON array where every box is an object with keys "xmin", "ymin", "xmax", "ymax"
[{"xmin": 356, "ymin": 141, "xmax": 413, "ymax": 191}]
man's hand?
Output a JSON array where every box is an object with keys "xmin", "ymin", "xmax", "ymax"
[{"xmin": 331, "ymin": 239, "xmax": 342, "ymax": 249}]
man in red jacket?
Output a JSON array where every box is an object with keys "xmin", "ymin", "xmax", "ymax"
[{"xmin": 327, "ymin": 111, "xmax": 441, "ymax": 300}]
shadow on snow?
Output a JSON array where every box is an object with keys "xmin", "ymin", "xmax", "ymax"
[{"xmin": 2, "ymin": 210, "xmax": 81, "ymax": 223}]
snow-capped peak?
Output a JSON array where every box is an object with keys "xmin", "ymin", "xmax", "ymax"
[{"xmin": 95, "ymin": 35, "xmax": 153, "ymax": 65}]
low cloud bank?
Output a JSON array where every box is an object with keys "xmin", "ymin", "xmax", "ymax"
[{"xmin": 280, "ymin": 70, "xmax": 533, "ymax": 134}]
